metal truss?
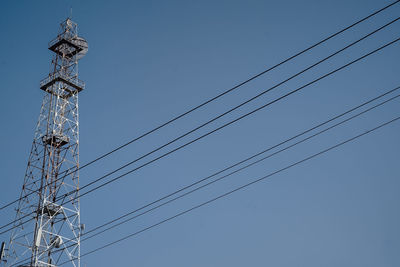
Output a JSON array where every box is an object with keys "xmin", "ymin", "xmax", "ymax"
[{"xmin": 3, "ymin": 18, "xmax": 87, "ymax": 267}]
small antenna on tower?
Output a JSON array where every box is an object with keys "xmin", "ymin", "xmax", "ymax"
[
  {"xmin": 0, "ymin": 242, "xmax": 6, "ymax": 262},
  {"xmin": 70, "ymin": 6, "xmax": 73, "ymax": 19}
]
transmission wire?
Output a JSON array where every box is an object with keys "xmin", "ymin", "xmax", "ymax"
[
  {"xmin": 9, "ymin": 85, "xmax": 400, "ymax": 261},
  {"xmin": 59, "ymin": 35, "xmax": 400, "ymax": 206},
  {"xmin": 78, "ymin": 91, "xmax": 400, "ymax": 244},
  {"xmin": 2, "ymin": 31, "xmax": 399, "ymax": 238},
  {"xmin": 1, "ymin": 0, "xmax": 398, "ymax": 212},
  {"xmin": 51, "ymin": 115, "xmax": 400, "ymax": 266}
]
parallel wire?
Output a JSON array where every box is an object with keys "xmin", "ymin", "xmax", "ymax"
[
  {"xmin": 3, "ymin": 2, "xmax": 400, "ymax": 266},
  {"xmin": 12, "ymin": 85, "xmax": 400, "ymax": 266},
  {"xmin": 60, "ymin": 35, "xmax": 400, "ymax": 205},
  {"xmin": 2, "ymin": 28, "xmax": 400, "ymax": 242},
  {"xmin": 12, "ymin": 85, "xmax": 400, "ymax": 267},
  {"xmin": 1, "ymin": 0, "xmax": 398, "ymax": 212},
  {"xmin": 2, "ymin": 30, "xmax": 398, "ymax": 236},
  {"xmin": 67, "ymin": 16, "xmax": 400, "ymax": 197},
  {"xmin": 78, "ymin": 90, "xmax": 400, "ymax": 243},
  {"xmin": 52, "ymin": 115, "xmax": 400, "ymax": 266}
]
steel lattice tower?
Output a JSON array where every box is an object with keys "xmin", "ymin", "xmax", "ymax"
[{"xmin": 3, "ymin": 18, "xmax": 87, "ymax": 267}]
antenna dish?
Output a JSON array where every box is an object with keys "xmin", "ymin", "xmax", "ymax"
[
  {"xmin": 72, "ymin": 36, "xmax": 88, "ymax": 59},
  {"xmin": 52, "ymin": 236, "xmax": 63, "ymax": 248}
]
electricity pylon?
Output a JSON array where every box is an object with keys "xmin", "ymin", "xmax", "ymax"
[{"xmin": 2, "ymin": 18, "xmax": 87, "ymax": 267}]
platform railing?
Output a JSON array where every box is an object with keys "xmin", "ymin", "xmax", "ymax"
[
  {"xmin": 40, "ymin": 72, "xmax": 85, "ymax": 90},
  {"xmin": 48, "ymin": 32, "xmax": 76, "ymax": 48}
]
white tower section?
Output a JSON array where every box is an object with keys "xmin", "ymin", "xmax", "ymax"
[{"xmin": 4, "ymin": 18, "xmax": 87, "ymax": 267}]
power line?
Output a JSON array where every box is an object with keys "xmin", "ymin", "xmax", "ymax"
[
  {"xmin": 59, "ymin": 35, "xmax": 400, "ymax": 205},
  {"xmin": 2, "ymin": 31, "xmax": 399, "ymax": 237},
  {"xmin": 1, "ymin": 0, "xmax": 397, "ymax": 212},
  {"xmin": 66, "ymin": 16, "xmax": 400, "ymax": 195},
  {"xmin": 14, "ymin": 85, "xmax": 400, "ymax": 264},
  {"xmin": 0, "ymin": 215, "xmax": 32, "ymax": 235},
  {"xmin": 8, "ymin": 84, "xmax": 400, "ymax": 265},
  {"xmin": 15, "ymin": 111, "xmax": 400, "ymax": 267},
  {"xmin": 55, "ymin": 115, "xmax": 400, "ymax": 266},
  {"xmin": 78, "ymin": 90, "xmax": 400, "ymax": 244}
]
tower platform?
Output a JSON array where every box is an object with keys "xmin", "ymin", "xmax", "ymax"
[
  {"xmin": 42, "ymin": 133, "xmax": 70, "ymax": 147},
  {"xmin": 48, "ymin": 37, "xmax": 83, "ymax": 58},
  {"xmin": 40, "ymin": 72, "xmax": 85, "ymax": 96}
]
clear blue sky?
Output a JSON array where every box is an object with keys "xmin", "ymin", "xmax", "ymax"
[{"xmin": 1, "ymin": 0, "xmax": 399, "ymax": 266}]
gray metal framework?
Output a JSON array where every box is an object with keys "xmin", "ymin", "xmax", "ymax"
[{"xmin": 3, "ymin": 18, "xmax": 87, "ymax": 267}]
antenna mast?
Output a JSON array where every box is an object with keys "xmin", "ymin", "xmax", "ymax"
[{"xmin": 4, "ymin": 18, "xmax": 88, "ymax": 267}]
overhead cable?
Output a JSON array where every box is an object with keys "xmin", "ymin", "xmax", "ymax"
[
  {"xmin": 78, "ymin": 90, "xmax": 400, "ymax": 243},
  {"xmin": 51, "ymin": 115, "xmax": 400, "ymax": 266},
  {"xmin": 1, "ymin": 0, "xmax": 398, "ymax": 212},
  {"xmin": 2, "ymin": 30, "xmax": 400, "ymax": 237},
  {"xmin": 58, "ymin": 35, "xmax": 400, "ymax": 206}
]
